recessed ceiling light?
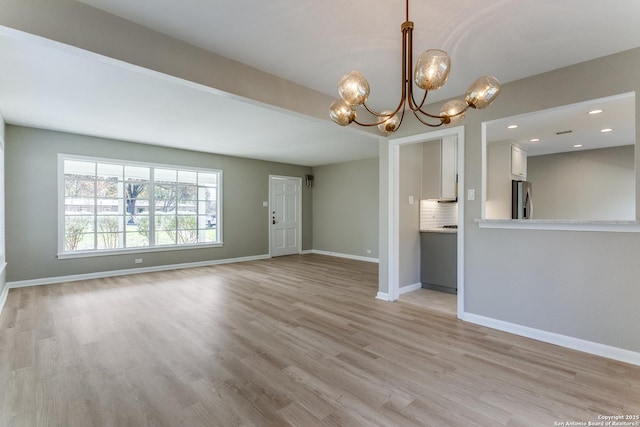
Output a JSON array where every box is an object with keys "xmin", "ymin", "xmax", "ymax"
[
  {"xmin": 530, "ymin": 138, "xmax": 540, "ymax": 142},
  {"xmin": 588, "ymin": 109, "xmax": 603, "ymax": 115},
  {"xmin": 573, "ymin": 144, "xmax": 583, "ymax": 148},
  {"xmin": 601, "ymin": 128, "xmax": 613, "ymax": 133},
  {"xmin": 507, "ymin": 124, "xmax": 518, "ymax": 129}
]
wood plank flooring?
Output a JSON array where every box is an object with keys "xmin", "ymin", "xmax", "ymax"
[
  {"xmin": 0, "ymin": 254, "xmax": 638, "ymax": 426},
  {"xmin": 398, "ymin": 289, "xmax": 457, "ymax": 316}
]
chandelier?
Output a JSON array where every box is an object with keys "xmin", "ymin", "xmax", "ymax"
[{"xmin": 329, "ymin": 0, "xmax": 501, "ymax": 134}]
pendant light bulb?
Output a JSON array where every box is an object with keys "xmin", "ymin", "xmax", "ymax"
[
  {"xmin": 337, "ymin": 71, "xmax": 370, "ymax": 106},
  {"xmin": 465, "ymin": 75, "xmax": 501, "ymax": 109},
  {"xmin": 414, "ymin": 49, "xmax": 451, "ymax": 90}
]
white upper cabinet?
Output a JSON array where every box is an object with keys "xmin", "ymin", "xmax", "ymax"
[
  {"xmin": 440, "ymin": 136, "xmax": 458, "ymax": 199},
  {"xmin": 421, "ymin": 136, "xmax": 457, "ymax": 200},
  {"xmin": 511, "ymin": 144, "xmax": 527, "ymax": 179}
]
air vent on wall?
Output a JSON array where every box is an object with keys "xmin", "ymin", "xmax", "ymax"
[{"xmin": 556, "ymin": 130, "xmax": 573, "ymax": 135}]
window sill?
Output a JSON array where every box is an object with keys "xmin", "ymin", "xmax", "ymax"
[
  {"xmin": 57, "ymin": 242, "xmax": 224, "ymax": 259},
  {"xmin": 476, "ymin": 219, "xmax": 640, "ymax": 233}
]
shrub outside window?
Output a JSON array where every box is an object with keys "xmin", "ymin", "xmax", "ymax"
[{"xmin": 59, "ymin": 155, "xmax": 221, "ymax": 256}]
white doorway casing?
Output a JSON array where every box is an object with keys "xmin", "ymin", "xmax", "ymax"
[
  {"xmin": 269, "ymin": 175, "xmax": 302, "ymax": 257},
  {"xmin": 382, "ymin": 126, "xmax": 466, "ymax": 319}
]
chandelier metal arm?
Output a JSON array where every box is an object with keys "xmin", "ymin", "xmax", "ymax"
[
  {"xmin": 404, "ymin": 17, "xmax": 446, "ymax": 126},
  {"xmin": 328, "ymin": 0, "xmax": 501, "ymax": 133},
  {"xmin": 411, "ymin": 110, "xmax": 448, "ymax": 127}
]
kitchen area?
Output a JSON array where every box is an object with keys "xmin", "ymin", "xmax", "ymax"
[{"xmin": 398, "ymin": 136, "xmax": 459, "ymax": 315}]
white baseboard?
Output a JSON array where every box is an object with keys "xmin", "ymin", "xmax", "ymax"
[
  {"xmin": 399, "ymin": 282, "xmax": 422, "ymax": 295},
  {"xmin": 7, "ymin": 254, "xmax": 270, "ymax": 289},
  {"xmin": 463, "ymin": 312, "xmax": 640, "ymax": 367},
  {"xmin": 376, "ymin": 291, "xmax": 391, "ymax": 301},
  {"xmin": 310, "ymin": 250, "xmax": 379, "ymax": 263}
]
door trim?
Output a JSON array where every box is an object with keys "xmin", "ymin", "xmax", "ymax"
[
  {"xmin": 386, "ymin": 126, "xmax": 465, "ymax": 319},
  {"xmin": 268, "ymin": 175, "xmax": 302, "ymax": 257}
]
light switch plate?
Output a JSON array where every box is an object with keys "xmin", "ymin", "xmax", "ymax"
[
  {"xmin": 262, "ymin": 201, "xmax": 268, "ymax": 207},
  {"xmin": 408, "ymin": 195, "xmax": 414, "ymax": 205},
  {"xmin": 467, "ymin": 189, "xmax": 475, "ymax": 200}
]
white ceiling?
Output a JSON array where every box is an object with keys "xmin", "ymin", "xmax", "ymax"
[
  {"xmin": 1, "ymin": 0, "xmax": 640, "ymax": 165},
  {"xmin": 487, "ymin": 93, "xmax": 636, "ymax": 156}
]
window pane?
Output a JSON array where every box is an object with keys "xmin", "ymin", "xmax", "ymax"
[
  {"xmin": 65, "ymin": 215, "xmax": 94, "ymax": 251},
  {"xmin": 198, "ymin": 173, "xmax": 217, "ymax": 186},
  {"xmin": 198, "ymin": 188, "xmax": 217, "ymax": 215},
  {"xmin": 128, "ymin": 215, "xmax": 150, "ymax": 247},
  {"xmin": 65, "ymin": 160, "xmax": 95, "ymax": 177},
  {"xmin": 96, "ymin": 180, "xmax": 122, "ymax": 198},
  {"xmin": 97, "ymin": 215, "xmax": 123, "ymax": 230},
  {"xmin": 178, "ymin": 170, "xmax": 197, "ymax": 184},
  {"xmin": 126, "ymin": 230, "xmax": 149, "ymax": 248},
  {"xmin": 199, "ymin": 229, "xmax": 217, "ymax": 243},
  {"xmin": 179, "ymin": 185, "xmax": 197, "ymax": 202},
  {"xmin": 155, "ymin": 168, "xmax": 176, "ymax": 183},
  {"xmin": 97, "ymin": 163, "xmax": 123, "ymax": 180},
  {"xmin": 65, "ymin": 199, "xmax": 95, "ymax": 214},
  {"xmin": 177, "ymin": 215, "xmax": 196, "ymax": 230},
  {"xmin": 155, "ymin": 184, "xmax": 177, "ymax": 213},
  {"xmin": 97, "ymin": 198, "xmax": 123, "ymax": 214},
  {"xmin": 125, "ymin": 166, "xmax": 150, "ymax": 181},
  {"xmin": 125, "ymin": 181, "xmax": 149, "ymax": 199},
  {"xmin": 70, "ymin": 233, "xmax": 95, "ymax": 251},
  {"xmin": 97, "ymin": 232, "xmax": 123, "ymax": 250},
  {"xmin": 177, "ymin": 229, "xmax": 197, "ymax": 244},
  {"xmin": 155, "ymin": 214, "xmax": 175, "ymax": 231},
  {"xmin": 65, "ymin": 178, "xmax": 94, "ymax": 198},
  {"xmin": 127, "ymin": 202, "xmax": 149, "ymax": 216}
]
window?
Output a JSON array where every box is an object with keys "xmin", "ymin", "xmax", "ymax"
[{"xmin": 59, "ymin": 155, "xmax": 221, "ymax": 257}]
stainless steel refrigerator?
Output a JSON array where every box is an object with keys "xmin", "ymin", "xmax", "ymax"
[{"xmin": 512, "ymin": 180, "xmax": 533, "ymax": 219}]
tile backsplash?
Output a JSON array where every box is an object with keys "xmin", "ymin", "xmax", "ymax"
[{"xmin": 420, "ymin": 200, "xmax": 458, "ymax": 230}]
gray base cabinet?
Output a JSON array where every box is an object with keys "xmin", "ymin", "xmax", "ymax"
[{"xmin": 420, "ymin": 232, "xmax": 457, "ymax": 294}]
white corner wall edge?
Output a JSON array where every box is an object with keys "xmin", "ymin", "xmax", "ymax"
[
  {"xmin": 463, "ymin": 312, "xmax": 640, "ymax": 367},
  {"xmin": 310, "ymin": 249, "xmax": 379, "ymax": 263},
  {"xmin": 6, "ymin": 254, "xmax": 270, "ymax": 290}
]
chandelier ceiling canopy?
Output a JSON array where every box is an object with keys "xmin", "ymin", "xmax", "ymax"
[{"xmin": 329, "ymin": 0, "xmax": 502, "ymax": 134}]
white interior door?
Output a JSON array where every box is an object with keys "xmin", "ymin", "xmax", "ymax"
[{"xmin": 270, "ymin": 176, "xmax": 301, "ymax": 257}]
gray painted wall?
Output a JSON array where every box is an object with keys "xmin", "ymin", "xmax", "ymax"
[
  {"xmin": 528, "ymin": 145, "xmax": 635, "ymax": 220},
  {"xmin": 5, "ymin": 126, "xmax": 312, "ymax": 282},
  {"xmin": 398, "ymin": 143, "xmax": 421, "ymax": 287},
  {"xmin": 381, "ymin": 47, "xmax": 640, "ymax": 353},
  {"xmin": 311, "ymin": 157, "xmax": 378, "ymax": 259}
]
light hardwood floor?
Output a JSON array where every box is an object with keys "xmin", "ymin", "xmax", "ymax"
[
  {"xmin": 0, "ymin": 254, "xmax": 638, "ymax": 426},
  {"xmin": 398, "ymin": 288, "xmax": 457, "ymax": 316}
]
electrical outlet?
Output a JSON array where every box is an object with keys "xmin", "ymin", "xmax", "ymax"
[
  {"xmin": 366, "ymin": 249, "xmax": 372, "ymax": 254},
  {"xmin": 135, "ymin": 258, "xmax": 143, "ymax": 264}
]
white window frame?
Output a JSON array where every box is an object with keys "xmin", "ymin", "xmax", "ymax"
[{"xmin": 58, "ymin": 154, "xmax": 223, "ymax": 259}]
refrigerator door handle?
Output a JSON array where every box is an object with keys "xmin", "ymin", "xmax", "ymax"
[{"xmin": 525, "ymin": 187, "xmax": 533, "ymax": 219}]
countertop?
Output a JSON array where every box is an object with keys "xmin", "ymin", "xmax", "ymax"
[
  {"xmin": 475, "ymin": 219, "xmax": 640, "ymax": 233},
  {"xmin": 420, "ymin": 228, "xmax": 457, "ymax": 234}
]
